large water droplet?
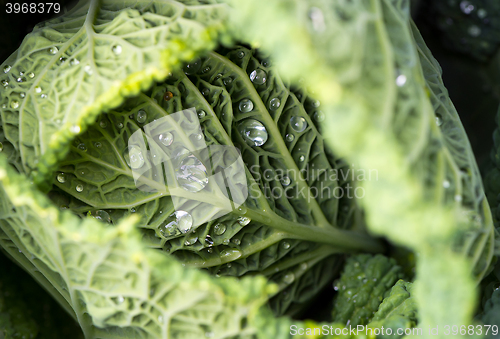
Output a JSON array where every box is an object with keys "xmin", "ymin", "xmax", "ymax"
[
  {"xmin": 159, "ymin": 132, "xmax": 173, "ymax": 147},
  {"xmin": 3, "ymin": 65, "xmax": 11, "ymax": 73},
  {"xmin": 283, "ymin": 273, "xmax": 295, "ymax": 284},
  {"xmin": 269, "ymin": 98, "xmax": 281, "ymax": 110},
  {"xmin": 238, "ymin": 216, "xmax": 251, "ymax": 226},
  {"xmin": 460, "ymin": 1, "xmax": 474, "ymax": 14},
  {"xmin": 136, "ymin": 110, "xmax": 147, "ymax": 124},
  {"xmin": 183, "ymin": 58, "xmax": 201, "ymax": 75},
  {"xmin": 249, "ymin": 69, "xmax": 267, "ymax": 85},
  {"xmin": 281, "ymin": 176, "xmax": 291, "ymax": 186},
  {"xmin": 89, "ymin": 210, "xmax": 111, "ymax": 223},
  {"xmin": 57, "ymin": 173, "xmax": 66, "ymax": 183},
  {"xmin": 282, "ymin": 241, "xmax": 290, "ymax": 249},
  {"xmin": 184, "ymin": 234, "xmax": 198, "ymax": 246},
  {"xmin": 174, "ymin": 210, "xmax": 193, "ymax": 234},
  {"xmin": 290, "ymin": 116, "xmax": 307, "ymax": 132},
  {"xmin": 220, "ymin": 249, "xmax": 242, "ymax": 261},
  {"xmin": 111, "ymin": 45, "xmax": 122, "ymax": 55},
  {"xmin": 213, "ymin": 223, "xmax": 226, "ymax": 235},
  {"xmin": 238, "ymin": 119, "xmax": 268, "ymax": 147},
  {"xmin": 174, "ymin": 149, "xmax": 209, "ymax": 192},
  {"xmin": 10, "ymin": 101, "xmax": 19, "ymax": 109},
  {"xmin": 124, "ymin": 146, "xmax": 145, "ymax": 169},
  {"xmin": 468, "ymin": 25, "xmax": 481, "ymax": 37},
  {"xmin": 239, "ymin": 99, "xmax": 254, "ymax": 113},
  {"xmin": 48, "ymin": 46, "xmax": 58, "ymax": 54},
  {"xmin": 76, "ymin": 184, "xmax": 84, "ymax": 192}
]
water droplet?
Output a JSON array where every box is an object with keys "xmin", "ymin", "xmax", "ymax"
[
  {"xmin": 213, "ymin": 223, "xmax": 226, "ymax": 235},
  {"xmin": 222, "ymin": 239, "xmax": 230, "ymax": 245},
  {"xmin": 220, "ymin": 248, "xmax": 242, "ymax": 261},
  {"xmin": 233, "ymin": 238, "xmax": 241, "ymax": 245},
  {"xmin": 249, "ymin": 69, "xmax": 267, "ymax": 85},
  {"xmin": 59, "ymin": 57, "xmax": 67, "ymax": 64},
  {"xmin": 84, "ymin": 65, "xmax": 93, "ymax": 75},
  {"xmin": 261, "ymin": 59, "xmax": 271, "ymax": 67},
  {"xmin": 40, "ymin": 94, "xmax": 47, "ymax": 99},
  {"xmin": 238, "ymin": 119, "xmax": 268, "ymax": 147},
  {"xmin": 159, "ymin": 132, "xmax": 173, "ymax": 147},
  {"xmin": 129, "ymin": 207, "xmax": 136, "ymax": 213},
  {"xmin": 201, "ymin": 66, "xmax": 211, "ymax": 74},
  {"xmin": 3, "ymin": 65, "xmax": 11, "ymax": 73},
  {"xmin": 175, "ymin": 148, "xmax": 209, "ymax": 192},
  {"xmin": 164, "ymin": 91, "xmax": 173, "ymax": 101},
  {"xmin": 443, "ymin": 180, "xmax": 450, "ymax": 188},
  {"xmin": 0, "ymin": 142, "xmax": 3, "ymax": 152},
  {"xmin": 286, "ymin": 133, "xmax": 295, "ymax": 142},
  {"xmin": 454, "ymin": 194, "xmax": 462, "ymax": 202},
  {"xmin": 184, "ymin": 234, "xmax": 198, "ymax": 246},
  {"xmin": 1, "ymin": 80, "xmax": 8, "ymax": 87},
  {"xmin": 136, "ymin": 110, "xmax": 147, "ymax": 123},
  {"xmin": 57, "ymin": 173, "xmax": 66, "ymax": 183},
  {"xmin": 435, "ymin": 114, "xmax": 443, "ymax": 127},
  {"xmin": 89, "ymin": 210, "xmax": 111, "ymax": 223},
  {"xmin": 283, "ymin": 273, "xmax": 295, "ymax": 284},
  {"xmin": 201, "ymin": 88, "xmax": 210, "ymax": 96},
  {"xmin": 299, "ymin": 155, "xmax": 305, "ymax": 162},
  {"xmin": 124, "ymin": 146, "xmax": 145, "ymax": 169},
  {"xmin": 396, "ymin": 74, "xmax": 407, "ymax": 87},
  {"xmin": 290, "ymin": 116, "xmax": 307, "ymax": 132},
  {"xmin": 236, "ymin": 51, "xmax": 245, "ymax": 58},
  {"xmin": 35, "ymin": 86, "xmax": 42, "ymax": 93},
  {"xmin": 239, "ymin": 99, "xmax": 254, "ymax": 113},
  {"xmin": 269, "ymin": 98, "xmax": 281, "ymax": 110},
  {"xmin": 48, "ymin": 46, "xmax": 58, "ymax": 54},
  {"xmin": 70, "ymin": 59, "xmax": 79, "ymax": 66},
  {"xmin": 99, "ymin": 120, "xmax": 107, "ymax": 128},
  {"xmin": 117, "ymin": 295, "xmax": 124, "ymax": 303},
  {"xmin": 460, "ymin": 1, "xmax": 474, "ymax": 14},
  {"xmin": 223, "ymin": 77, "xmax": 233, "ymax": 85},
  {"xmin": 313, "ymin": 111, "xmax": 325, "ymax": 122},
  {"xmin": 27, "ymin": 72, "xmax": 35, "ymax": 78},
  {"xmin": 205, "ymin": 235, "xmax": 213, "ymax": 247},
  {"xmin": 158, "ymin": 315, "xmax": 164, "ymax": 324},
  {"xmin": 281, "ymin": 176, "xmax": 291, "ymax": 186},
  {"xmin": 192, "ymin": 133, "xmax": 203, "ymax": 141},
  {"xmin": 117, "ymin": 122, "xmax": 124, "ymax": 129},
  {"xmin": 282, "ymin": 241, "xmax": 290, "ymax": 249},
  {"xmin": 183, "ymin": 58, "xmax": 201, "ymax": 75},
  {"xmin": 94, "ymin": 142, "xmax": 102, "ymax": 148},
  {"xmin": 77, "ymin": 143, "xmax": 87, "ymax": 152},
  {"xmin": 207, "ymin": 248, "xmax": 213, "ymax": 253},
  {"xmin": 197, "ymin": 110, "xmax": 206, "ymax": 118},
  {"xmin": 111, "ymin": 45, "xmax": 122, "ymax": 55},
  {"xmin": 1, "ymin": 104, "xmax": 5, "ymax": 109},
  {"xmin": 477, "ymin": 8, "xmax": 487, "ymax": 19},
  {"xmin": 76, "ymin": 184, "xmax": 84, "ymax": 192},
  {"xmin": 10, "ymin": 101, "xmax": 19, "ymax": 109},
  {"xmin": 214, "ymin": 73, "xmax": 223, "ymax": 81},
  {"xmin": 16, "ymin": 77, "xmax": 26, "ymax": 83},
  {"xmin": 20, "ymin": 92, "xmax": 25, "ymax": 98},
  {"xmin": 300, "ymin": 262, "xmax": 308, "ymax": 270},
  {"xmin": 238, "ymin": 216, "xmax": 251, "ymax": 226},
  {"xmin": 468, "ymin": 25, "xmax": 481, "ymax": 37}
]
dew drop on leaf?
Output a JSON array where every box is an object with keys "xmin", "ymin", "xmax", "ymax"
[
  {"xmin": 283, "ymin": 273, "xmax": 295, "ymax": 284},
  {"xmin": 136, "ymin": 109, "xmax": 147, "ymax": 123},
  {"xmin": 443, "ymin": 180, "xmax": 450, "ymax": 188},
  {"xmin": 454, "ymin": 194, "xmax": 462, "ymax": 202},
  {"xmin": 76, "ymin": 184, "xmax": 84, "ymax": 192},
  {"xmin": 396, "ymin": 74, "xmax": 407, "ymax": 87},
  {"xmin": 84, "ymin": 65, "xmax": 93, "ymax": 75},
  {"xmin": 159, "ymin": 132, "xmax": 173, "ymax": 147},
  {"xmin": 269, "ymin": 98, "xmax": 281, "ymax": 110},
  {"xmin": 201, "ymin": 66, "xmax": 211, "ymax": 74},
  {"xmin": 27, "ymin": 72, "xmax": 35, "ymax": 78},
  {"xmin": 184, "ymin": 234, "xmax": 198, "ymax": 246},
  {"xmin": 197, "ymin": 109, "xmax": 206, "ymax": 118},
  {"xmin": 236, "ymin": 51, "xmax": 245, "ymax": 58},
  {"xmin": 233, "ymin": 238, "xmax": 241, "ymax": 245},
  {"xmin": 70, "ymin": 125, "xmax": 81, "ymax": 134},
  {"xmin": 238, "ymin": 119, "xmax": 268, "ymax": 147},
  {"xmin": 20, "ymin": 92, "xmax": 25, "ymax": 98},
  {"xmin": 239, "ymin": 99, "xmax": 254, "ymax": 113},
  {"xmin": 99, "ymin": 120, "xmax": 107, "ymax": 128},
  {"xmin": 201, "ymin": 88, "xmax": 210, "ymax": 96},
  {"xmin": 57, "ymin": 173, "xmax": 66, "ymax": 183},
  {"xmin": 40, "ymin": 94, "xmax": 47, "ymax": 99},
  {"xmin": 70, "ymin": 59, "xmax": 79, "ymax": 66},
  {"xmin": 290, "ymin": 116, "xmax": 307, "ymax": 132},
  {"xmin": 10, "ymin": 101, "xmax": 19, "ymax": 109},
  {"xmin": 286, "ymin": 133, "xmax": 295, "ymax": 142},
  {"xmin": 222, "ymin": 239, "xmax": 230, "ymax": 245},
  {"xmin": 281, "ymin": 241, "xmax": 290, "ymax": 249},
  {"xmin": 0, "ymin": 142, "xmax": 3, "ymax": 152},
  {"xmin": 249, "ymin": 69, "xmax": 267, "ymax": 85},
  {"xmin": 435, "ymin": 114, "xmax": 443, "ymax": 126},
  {"xmin": 281, "ymin": 176, "xmax": 291, "ymax": 186},
  {"xmin": 205, "ymin": 235, "xmax": 213, "ymax": 247},
  {"xmin": 3, "ymin": 65, "xmax": 11, "ymax": 73},
  {"xmin": 77, "ymin": 143, "xmax": 87, "ymax": 152},
  {"xmin": 1, "ymin": 80, "xmax": 8, "ymax": 87},
  {"xmin": 111, "ymin": 45, "xmax": 122, "ymax": 55},
  {"xmin": 117, "ymin": 122, "xmax": 124, "ymax": 129},
  {"xmin": 220, "ymin": 249, "xmax": 242, "ymax": 261},
  {"xmin": 213, "ymin": 223, "xmax": 226, "ymax": 235},
  {"xmin": 299, "ymin": 155, "xmax": 305, "ymax": 162},
  {"xmin": 164, "ymin": 91, "xmax": 173, "ymax": 101},
  {"xmin": 94, "ymin": 142, "xmax": 102, "ymax": 148},
  {"xmin": 34, "ymin": 86, "xmax": 42, "ymax": 93},
  {"xmin": 223, "ymin": 77, "xmax": 233, "ymax": 85},
  {"xmin": 300, "ymin": 262, "xmax": 308, "ymax": 270},
  {"xmin": 124, "ymin": 146, "xmax": 145, "ymax": 169},
  {"xmin": 48, "ymin": 46, "xmax": 58, "ymax": 54},
  {"xmin": 174, "ymin": 149, "xmax": 209, "ymax": 192},
  {"xmin": 89, "ymin": 210, "xmax": 111, "ymax": 223}
]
